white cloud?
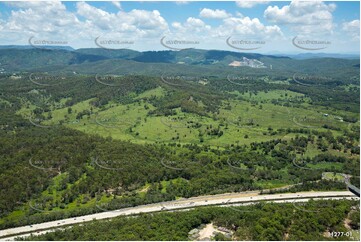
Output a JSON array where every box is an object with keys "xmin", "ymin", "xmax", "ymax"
[
  {"xmin": 76, "ymin": 2, "xmax": 169, "ymax": 38},
  {"xmin": 172, "ymin": 17, "xmax": 211, "ymax": 34},
  {"xmin": 0, "ymin": 1, "xmax": 170, "ymax": 49},
  {"xmin": 170, "ymin": 13, "xmax": 282, "ymax": 44},
  {"xmin": 4, "ymin": 1, "xmax": 356, "ymax": 53},
  {"xmin": 4, "ymin": 1, "xmax": 79, "ymax": 34},
  {"xmin": 236, "ymin": 1, "xmax": 270, "ymax": 8},
  {"xmin": 342, "ymin": 19, "xmax": 360, "ymax": 40},
  {"xmin": 175, "ymin": 1, "xmax": 189, "ymax": 5},
  {"xmin": 236, "ymin": 12, "xmax": 244, "ymax": 18},
  {"xmin": 168, "ymin": 14, "xmax": 283, "ymax": 51},
  {"xmin": 2, "ymin": 1, "xmax": 169, "ymax": 39},
  {"xmin": 186, "ymin": 17, "xmax": 206, "ymax": 28},
  {"xmin": 6, "ymin": 1, "xmax": 64, "ymax": 10},
  {"xmin": 0, "ymin": 2, "xmax": 284, "ymax": 50},
  {"xmin": 264, "ymin": 0, "xmax": 336, "ymax": 34},
  {"xmin": 0, "ymin": 1, "xmax": 83, "ymax": 47},
  {"xmin": 199, "ymin": 8, "xmax": 231, "ymax": 19},
  {"xmin": 111, "ymin": 1, "xmax": 122, "ymax": 10},
  {"xmin": 215, "ymin": 16, "xmax": 283, "ymax": 39}
]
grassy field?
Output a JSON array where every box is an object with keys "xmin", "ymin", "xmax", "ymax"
[
  {"xmin": 0, "ymin": 171, "xmax": 96, "ymax": 226},
  {"xmin": 2, "ymin": 84, "xmax": 358, "ymax": 227},
  {"xmin": 230, "ymin": 90, "xmax": 305, "ymax": 102},
  {"xmin": 18, "ymin": 87, "xmax": 356, "ymax": 149},
  {"xmin": 322, "ymin": 172, "xmax": 346, "ymax": 182},
  {"xmin": 255, "ymin": 180, "xmax": 291, "ymax": 189}
]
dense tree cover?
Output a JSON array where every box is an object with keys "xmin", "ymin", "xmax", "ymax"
[
  {"xmin": 0, "ymin": 69, "xmax": 359, "ymax": 233},
  {"xmin": 288, "ymin": 85, "xmax": 360, "ymax": 113},
  {"xmin": 0, "ymin": 115, "xmax": 357, "ymax": 230},
  {"xmin": 19, "ymin": 200, "xmax": 359, "ymax": 241},
  {"xmin": 261, "ymin": 180, "xmax": 347, "ymax": 194},
  {"xmin": 0, "ymin": 74, "xmax": 158, "ymax": 110},
  {"xmin": 2, "ymin": 49, "xmax": 359, "ymax": 82},
  {"xmin": 0, "ymin": 99, "xmax": 358, "ymax": 229},
  {"xmin": 348, "ymin": 209, "xmax": 360, "ymax": 229}
]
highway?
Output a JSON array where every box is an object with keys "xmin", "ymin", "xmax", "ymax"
[{"xmin": 0, "ymin": 191, "xmax": 358, "ymax": 240}]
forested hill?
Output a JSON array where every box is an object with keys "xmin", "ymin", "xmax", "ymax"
[{"xmin": 0, "ymin": 47, "xmax": 359, "ymax": 81}]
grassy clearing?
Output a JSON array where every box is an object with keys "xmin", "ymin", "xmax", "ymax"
[
  {"xmin": 322, "ymin": 172, "xmax": 345, "ymax": 182},
  {"xmin": 351, "ymin": 230, "xmax": 360, "ymax": 241},
  {"xmin": 255, "ymin": 180, "xmax": 290, "ymax": 189},
  {"xmin": 230, "ymin": 90, "xmax": 305, "ymax": 102},
  {"xmin": 18, "ymin": 87, "xmax": 357, "ymax": 149},
  {"xmin": 135, "ymin": 86, "xmax": 166, "ymax": 99},
  {"xmin": 0, "ymin": 172, "xmax": 96, "ymax": 226},
  {"xmin": 307, "ymin": 162, "xmax": 344, "ymax": 171}
]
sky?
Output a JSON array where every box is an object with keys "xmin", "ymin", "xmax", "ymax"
[{"xmin": 0, "ymin": 1, "xmax": 359, "ymax": 54}]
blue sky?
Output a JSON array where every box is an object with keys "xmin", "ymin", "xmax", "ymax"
[{"xmin": 0, "ymin": 1, "xmax": 359, "ymax": 53}]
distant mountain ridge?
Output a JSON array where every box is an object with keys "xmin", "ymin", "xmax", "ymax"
[
  {"xmin": 283, "ymin": 53, "xmax": 360, "ymax": 60},
  {"xmin": 0, "ymin": 45, "xmax": 74, "ymax": 51},
  {"xmin": 0, "ymin": 46, "xmax": 358, "ymax": 80},
  {"xmin": 0, "ymin": 46, "xmax": 290, "ymax": 71},
  {"xmin": 2, "ymin": 45, "xmax": 358, "ymax": 59}
]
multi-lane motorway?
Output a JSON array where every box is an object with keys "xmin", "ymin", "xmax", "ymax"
[{"xmin": 0, "ymin": 191, "xmax": 358, "ymax": 240}]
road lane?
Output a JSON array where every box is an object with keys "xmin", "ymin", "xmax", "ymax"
[{"xmin": 0, "ymin": 191, "xmax": 358, "ymax": 240}]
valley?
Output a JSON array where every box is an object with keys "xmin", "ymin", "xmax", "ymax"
[{"xmin": 0, "ymin": 47, "xmax": 359, "ymax": 241}]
